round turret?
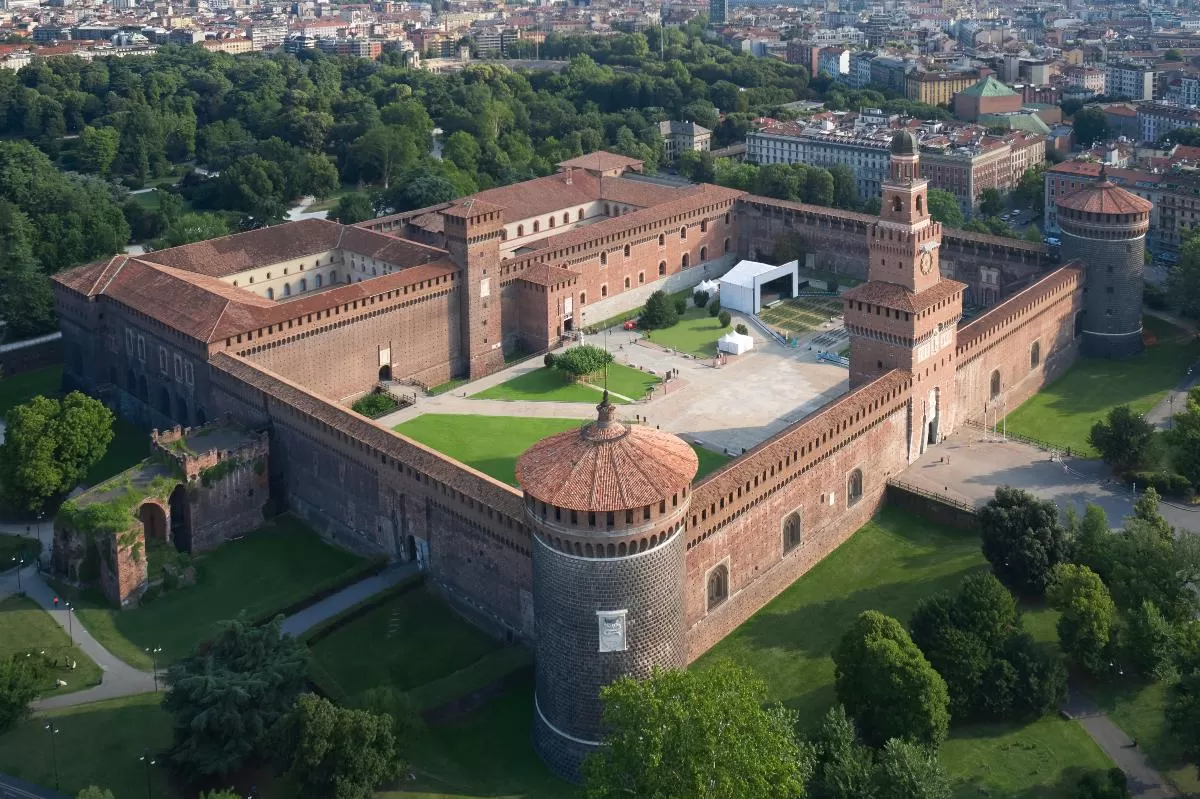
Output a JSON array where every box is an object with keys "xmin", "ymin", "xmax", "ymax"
[
  {"xmin": 518, "ymin": 394, "xmax": 698, "ymax": 782},
  {"xmin": 1056, "ymin": 166, "xmax": 1153, "ymax": 358}
]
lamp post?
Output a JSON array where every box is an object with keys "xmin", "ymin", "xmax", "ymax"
[
  {"xmin": 140, "ymin": 752, "xmax": 156, "ymax": 799},
  {"xmin": 45, "ymin": 723, "xmax": 60, "ymax": 791},
  {"xmin": 145, "ymin": 647, "xmax": 162, "ymax": 692},
  {"xmin": 1170, "ymin": 393, "xmax": 1176, "ymax": 430},
  {"xmin": 65, "ymin": 602, "xmax": 73, "ymax": 643},
  {"xmin": 10, "ymin": 555, "xmax": 22, "ymax": 591}
]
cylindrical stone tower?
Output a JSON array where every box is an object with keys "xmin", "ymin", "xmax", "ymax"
[
  {"xmin": 1056, "ymin": 166, "xmax": 1153, "ymax": 358},
  {"xmin": 516, "ymin": 394, "xmax": 698, "ymax": 782}
]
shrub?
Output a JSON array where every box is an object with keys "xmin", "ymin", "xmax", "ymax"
[
  {"xmin": 553, "ymin": 345, "xmax": 614, "ymax": 378},
  {"xmin": 693, "ymin": 290, "xmax": 710, "ymax": 307},
  {"xmin": 1143, "ymin": 283, "xmax": 1169, "ymax": 311},
  {"xmin": 543, "ymin": 352, "xmax": 556, "ymax": 368},
  {"xmin": 736, "ymin": 323, "xmax": 749, "ymax": 335},
  {"xmin": 674, "ymin": 297, "xmax": 688, "ymax": 316},
  {"xmin": 640, "ymin": 290, "xmax": 678, "ymax": 329},
  {"xmin": 708, "ymin": 299, "xmax": 721, "ymax": 317},
  {"xmin": 351, "ymin": 393, "xmax": 399, "ymax": 419},
  {"xmin": 1127, "ymin": 470, "xmax": 1192, "ymax": 499},
  {"xmin": 718, "ymin": 310, "xmax": 732, "ymax": 327}
]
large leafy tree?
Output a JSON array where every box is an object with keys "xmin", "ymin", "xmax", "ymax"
[
  {"xmin": 163, "ymin": 616, "xmax": 308, "ymax": 781},
  {"xmin": 833, "ymin": 611, "xmax": 950, "ymax": 747},
  {"xmin": 157, "ymin": 212, "xmax": 230, "ymax": 249},
  {"xmin": 1047, "ymin": 564, "xmax": 1116, "ymax": 675},
  {"xmin": 640, "ymin": 289, "xmax": 679, "ymax": 330},
  {"xmin": 925, "ymin": 189, "xmax": 964, "ymax": 228},
  {"xmin": 0, "ymin": 653, "xmax": 44, "ymax": 733},
  {"xmin": 1167, "ymin": 672, "xmax": 1200, "ymax": 771},
  {"xmin": 273, "ymin": 693, "xmax": 400, "ymax": 799},
  {"xmin": 582, "ymin": 661, "xmax": 812, "ymax": 799},
  {"xmin": 979, "ymin": 188, "xmax": 1004, "ymax": 217},
  {"xmin": 0, "ymin": 392, "xmax": 114, "ymax": 512},
  {"xmin": 330, "ymin": 192, "xmax": 376, "ymax": 225},
  {"xmin": 1073, "ymin": 107, "xmax": 1111, "ymax": 146},
  {"xmin": 978, "ymin": 486, "xmax": 1070, "ymax": 596},
  {"xmin": 1088, "ymin": 405, "xmax": 1156, "ymax": 473}
]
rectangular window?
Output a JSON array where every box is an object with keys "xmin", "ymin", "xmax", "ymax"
[
  {"xmin": 125, "ymin": 329, "xmax": 134, "ymax": 354},
  {"xmin": 158, "ymin": 348, "xmax": 168, "ymax": 373},
  {"xmin": 174, "ymin": 354, "xmax": 183, "ymax": 381},
  {"xmin": 184, "ymin": 362, "xmax": 194, "ymax": 386},
  {"xmin": 136, "ymin": 336, "xmax": 146, "ymax": 361}
]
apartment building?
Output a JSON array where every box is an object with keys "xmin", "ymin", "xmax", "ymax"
[
  {"xmin": 1106, "ymin": 62, "xmax": 1156, "ymax": 100},
  {"xmin": 905, "ymin": 70, "xmax": 981, "ymax": 105},
  {"xmin": 1064, "ymin": 65, "xmax": 1106, "ymax": 95},
  {"xmin": 1138, "ymin": 102, "xmax": 1200, "ymax": 144}
]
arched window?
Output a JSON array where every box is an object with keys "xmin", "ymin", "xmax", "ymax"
[
  {"xmin": 724, "ymin": 237, "xmax": 731, "ymax": 253},
  {"xmin": 623, "ymin": 244, "xmax": 630, "ymax": 258},
  {"xmin": 534, "ymin": 220, "xmax": 540, "ymax": 232},
  {"xmin": 549, "ymin": 217, "xmax": 556, "ymax": 228},
  {"xmin": 916, "ymin": 194, "xmax": 924, "ymax": 214},
  {"xmin": 266, "ymin": 287, "xmax": 274, "ymax": 300},
  {"xmin": 601, "ymin": 284, "xmax": 608, "ymax": 297},
  {"xmin": 299, "ymin": 278, "xmax": 307, "ymax": 292},
  {"xmin": 701, "ymin": 219, "xmax": 708, "ymax": 233},
  {"xmin": 600, "ymin": 251, "xmax": 608, "ymax": 266},
  {"xmin": 580, "ymin": 292, "xmax": 586, "ymax": 305},
  {"xmin": 682, "ymin": 253, "xmax": 690, "ymax": 268},
  {"xmin": 707, "ymin": 565, "xmax": 729, "ymax": 610},
  {"xmin": 782, "ymin": 512, "xmax": 802, "ymax": 553},
  {"xmin": 518, "ymin": 224, "xmax": 525, "ymax": 236},
  {"xmin": 659, "ymin": 261, "xmax": 667, "ymax": 276},
  {"xmin": 891, "ymin": 196, "xmax": 902, "ymax": 212},
  {"xmin": 658, "ymin": 233, "xmax": 666, "ymax": 246},
  {"xmin": 624, "ymin": 277, "xmax": 631, "ymax": 288},
  {"xmin": 990, "ymin": 369, "xmax": 1001, "ymax": 400},
  {"xmin": 1030, "ymin": 340, "xmax": 1041, "ymax": 369},
  {"xmin": 283, "ymin": 283, "xmax": 291, "ymax": 297},
  {"xmin": 700, "ymin": 246, "xmax": 707, "ymax": 261},
  {"xmin": 680, "ymin": 226, "xmax": 687, "ymax": 240},
  {"xmin": 330, "ymin": 271, "xmax": 337, "ymax": 283},
  {"xmin": 847, "ymin": 469, "xmax": 863, "ymax": 506},
  {"xmin": 316, "ymin": 274, "xmax": 323, "ymax": 288},
  {"xmin": 577, "ymin": 208, "xmax": 584, "ymax": 220},
  {"xmin": 638, "ymin": 272, "xmax": 645, "ymax": 284},
  {"xmin": 562, "ymin": 213, "xmax": 569, "ymax": 225},
  {"xmin": 266, "ymin": 272, "xmax": 272, "ymax": 279},
  {"xmin": 233, "ymin": 280, "xmax": 238, "ymax": 287}
]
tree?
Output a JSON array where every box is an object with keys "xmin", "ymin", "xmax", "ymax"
[
  {"xmin": 1074, "ymin": 768, "xmax": 1129, "ymax": 799},
  {"xmin": 330, "ymin": 192, "xmax": 375, "ymax": 224},
  {"xmin": 582, "ymin": 661, "xmax": 812, "ymax": 799},
  {"xmin": 640, "ymin": 289, "xmax": 679, "ymax": 329},
  {"xmin": 348, "ymin": 126, "xmax": 418, "ymax": 189},
  {"xmin": 1122, "ymin": 600, "xmax": 1178, "ymax": 681},
  {"xmin": 553, "ymin": 345, "xmax": 614, "ymax": 379},
  {"xmin": 1073, "ymin": 107, "xmax": 1110, "ymax": 146},
  {"xmin": 1169, "ymin": 227, "xmax": 1200, "ymax": 318},
  {"xmin": 1047, "ymin": 564, "xmax": 1116, "ymax": 675},
  {"xmin": 1165, "ymin": 48, "xmax": 1184, "ymax": 61},
  {"xmin": 718, "ymin": 309, "xmax": 732, "ymax": 327},
  {"xmin": 273, "ymin": 693, "xmax": 400, "ymax": 799},
  {"xmin": 76, "ymin": 788, "xmax": 116, "ymax": 799},
  {"xmin": 803, "ymin": 166, "xmax": 835, "ymax": 207},
  {"xmin": 0, "ymin": 392, "xmax": 114, "ymax": 512},
  {"xmin": 978, "ymin": 486, "xmax": 1070, "ymax": 595},
  {"xmin": 1169, "ymin": 386, "xmax": 1200, "ymax": 487},
  {"xmin": 925, "ymin": 189, "xmax": 964, "ymax": 228},
  {"xmin": 79, "ymin": 125, "xmax": 119, "ymax": 176},
  {"xmin": 1023, "ymin": 225, "xmax": 1043, "ymax": 243},
  {"xmin": 833, "ymin": 611, "xmax": 950, "ymax": 748},
  {"xmin": 0, "ymin": 653, "xmax": 44, "ymax": 733},
  {"xmin": 708, "ymin": 298, "xmax": 722, "ymax": 317},
  {"xmin": 1088, "ymin": 405, "xmax": 1156, "ymax": 473},
  {"xmin": 1167, "ymin": 672, "xmax": 1200, "ymax": 768},
  {"xmin": 442, "ymin": 130, "xmax": 482, "ymax": 174},
  {"xmin": 163, "ymin": 616, "xmax": 308, "ymax": 781},
  {"xmin": 829, "ymin": 163, "xmax": 858, "ymax": 210},
  {"xmin": 157, "ymin": 212, "xmax": 230, "ymax": 249},
  {"xmin": 874, "ymin": 739, "xmax": 951, "ymax": 799},
  {"xmin": 979, "ymin": 188, "xmax": 1004, "ymax": 217}
]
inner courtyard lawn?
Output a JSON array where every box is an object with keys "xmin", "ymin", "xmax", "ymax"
[
  {"xmin": 58, "ymin": 516, "xmax": 366, "ymax": 669},
  {"xmin": 1005, "ymin": 316, "xmax": 1200, "ymax": 456},
  {"xmin": 644, "ymin": 307, "xmax": 729, "ymax": 358},
  {"xmin": 472, "ymin": 364, "xmax": 660, "ymax": 404},
  {"xmin": 0, "ymin": 595, "xmax": 103, "ymax": 697},
  {"xmin": 697, "ymin": 507, "xmax": 1113, "ymax": 797},
  {"xmin": 393, "ymin": 414, "xmax": 729, "ymax": 487}
]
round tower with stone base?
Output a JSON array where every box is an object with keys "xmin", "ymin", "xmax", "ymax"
[
  {"xmin": 516, "ymin": 394, "xmax": 698, "ymax": 782},
  {"xmin": 1056, "ymin": 166, "xmax": 1153, "ymax": 358}
]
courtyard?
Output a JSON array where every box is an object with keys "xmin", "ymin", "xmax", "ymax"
[{"xmin": 758, "ymin": 295, "xmax": 844, "ymax": 339}]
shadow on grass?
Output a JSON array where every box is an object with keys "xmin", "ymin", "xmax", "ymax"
[{"xmin": 951, "ymin": 766, "xmax": 1096, "ymax": 799}]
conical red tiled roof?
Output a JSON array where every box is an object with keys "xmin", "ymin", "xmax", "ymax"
[
  {"xmin": 1056, "ymin": 166, "xmax": 1153, "ymax": 215},
  {"xmin": 516, "ymin": 395, "xmax": 698, "ymax": 513}
]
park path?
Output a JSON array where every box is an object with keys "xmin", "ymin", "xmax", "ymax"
[
  {"xmin": 1062, "ymin": 693, "xmax": 1179, "ymax": 799},
  {"xmin": 279, "ymin": 562, "xmax": 418, "ymax": 637},
  {"xmin": 1143, "ymin": 309, "xmax": 1200, "ymax": 431}
]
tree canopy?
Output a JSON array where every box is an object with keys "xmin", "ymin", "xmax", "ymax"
[
  {"xmin": 978, "ymin": 486, "xmax": 1070, "ymax": 595},
  {"xmin": 925, "ymin": 189, "xmax": 964, "ymax": 228}
]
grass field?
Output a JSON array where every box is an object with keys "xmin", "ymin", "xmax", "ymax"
[
  {"xmin": 0, "ymin": 533, "xmax": 40, "ymax": 567},
  {"xmin": 0, "ymin": 595, "xmax": 103, "ymax": 697},
  {"xmin": 472, "ymin": 364, "xmax": 660, "ymax": 404},
  {"xmin": 58, "ymin": 516, "xmax": 366, "ymax": 669},
  {"xmin": 394, "ymin": 414, "xmax": 729, "ymax": 486},
  {"xmin": 759, "ymin": 296, "xmax": 844, "ymax": 337},
  {"xmin": 697, "ymin": 508, "xmax": 1112, "ymax": 797},
  {"xmin": 1005, "ymin": 316, "xmax": 1200, "ymax": 456},
  {"xmin": 0, "ymin": 693, "xmax": 175, "ymax": 799},
  {"xmin": 0, "ymin": 365, "xmax": 62, "ymax": 416},
  {"xmin": 1091, "ymin": 679, "xmax": 1200, "ymax": 796},
  {"xmin": 644, "ymin": 307, "xmax": 729, "ymax": 357},
  {"xmin": 86, "ymin": 418, "xmax": 150, "ymax": 486}
]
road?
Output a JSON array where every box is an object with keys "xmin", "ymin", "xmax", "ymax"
[{"xmin": 0, "ymin": 774, "xmax": 68, "ymax": 799}]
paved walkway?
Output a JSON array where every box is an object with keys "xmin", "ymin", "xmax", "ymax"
[
  {"xmin": 0, "ymin": 772, "xmax": 69, "ymax": 799},
  {"xmin": 279, "ymin": 562, "xmax": 418, "ymax": 637},
  {"xmin": 1062, "ymin": 693, "xmax": 1179, "ymax": 799}
]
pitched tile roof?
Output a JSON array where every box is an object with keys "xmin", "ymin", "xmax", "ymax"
[
  {"xmin": 467, "ymin": 171, "xmax": 603, "ymax": 221},
  {"xmin": 517, "ymin": 264, "xmax": 580, "ymax": 287},
  {"xmin": 843, "ymin": 277, "xmax": 966, "ymax": 314},
  {"xmin": 1056, "ymin": 169, "xmax": 1154, "ymax": 215},
  {"xmin": 138, "ymin": 219, "xmax": 342, "ymax": 277},
  {"xmin": 557, "ymin": 152, "xmax": 645, "ymax": 172}
]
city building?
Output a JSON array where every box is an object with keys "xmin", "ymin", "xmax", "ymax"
[
  {"xmin": 657, "ymin": 120, "xmax": 712, "ymax": 161},
  {"xmin": 1105, "ymin": 62, "xmax": 1156, "ymax": 100},
  {"xmin": 953, "ymin": 74, "xmax": 1023, "ymax": 122},
  {"xmin": 1138, "ymin": 102, "xmax": 1200, "ymax": 145},
  {"xmin": 1064, "ymin": 65, "xmax": 1106, "ymax": 96},
  {"xmin": 709, "ymin": 0, "xmax": 726, "ymax": 24},
  {"xmin": 817, "ymin": 46, "xmax": 850, "ymax": 78}
]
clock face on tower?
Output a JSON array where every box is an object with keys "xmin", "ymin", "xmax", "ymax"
[{"xmin": 919, "ymin": 250, "xmax": 933, "ymax": 275}]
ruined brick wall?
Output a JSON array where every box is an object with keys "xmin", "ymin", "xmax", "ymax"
[
  {"xmin": 954, "ymin": 267, "xmax": 1084, "ymax": 425},
  {"xmin": 188, "ymin": 461, "xmax": 269, "ymax": 552},
  {"xmin": 734, "ymin": 196, "xmax": 1051, "ymax": 307},
  {"xmin": 241, "ymin": 288, "xmax": 461, "ymax": 400},
  {"xmin": 683, "ymin": 371, "xmax": 913, "ymax": 661}
]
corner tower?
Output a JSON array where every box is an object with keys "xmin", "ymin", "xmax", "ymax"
[
  {"xmin": 1056, "ymin": 166, "xmax": 1152, "ymax": 358},
  {"xmin": 516, "ymin": 396, "xmax": 698, "ymax": 782},
  {"xmin": 443, "ymin": 199, "xmax": 506, "ymax": 379},
  {"xmin": 844, "ymin": 130, "xmax": 967, "ymax": 456}
]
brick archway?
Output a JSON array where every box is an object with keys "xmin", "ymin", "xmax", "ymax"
[{"xmin": 139, "ymin": 501, "xmax": 168, "ymax": 542}]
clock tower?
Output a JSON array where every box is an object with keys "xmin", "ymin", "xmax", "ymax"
[{"xmin": 843, "ymin": 130, "xmax": 967, "ymax": 456}]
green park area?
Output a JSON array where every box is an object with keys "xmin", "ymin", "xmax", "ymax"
[
  {"xmin": 53, "ymin": 516, "xmax": 368, "ymax": 670},
  {"xmin": 644, "ymin": 306, "xmax": 729, "ymax": 358},
  {"xmin": 393, "ymin": 413, "xmax": 729, "ymax": 487},
  {"xmin": 0, "ymin": 595, "xmax": 103, "ymax": 697},
  {"xmin": 1005, "ymin": 316, "xmax": 1200, "ymax": 456},
  {"xmin": 472, "ymin": 363, "xmax": 660, "ymax": 404},
  {"xmin": 1093, "ymin": 680, "xmax": 1200, "ymax": 795},
  {"xmin": 697, "ymin": 508, "xmax": 1113, "ymax": 798}
]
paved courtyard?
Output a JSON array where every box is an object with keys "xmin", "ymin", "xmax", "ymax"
[{"xmin": 378, "ymin": 312, "xmax": 851, "ymax": 455}]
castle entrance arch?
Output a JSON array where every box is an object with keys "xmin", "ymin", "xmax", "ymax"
[
  {"xmin": 169, "ymin": 484, "xmax": 191, "ymax": 553},
  {"xmin": 925, "ymin": 387, "xmax": 940, "ymax": 451},
  {"xmin": 139, "ymin": 502, "xmax": 167, "ymax": 542}
]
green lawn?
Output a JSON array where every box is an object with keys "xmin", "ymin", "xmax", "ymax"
[
  {"xmin": 0, "ymin": 693, "xmax": 176, "ymax": 799},
  {"xmin": 0, "ymin": 365, "xmax": 62, "ymax": 416},
  {"xmin": 471, "ymin": 364, "xmax": 660, "ymax": 404},
  {"xmin": 645, "ymin": 307, "xmax": 729, "ymax": 358},
  {"xmin": 1005, "ymin": 317, "xmax": 1200, "ymax": 456},
  {"xmin": 58, "ymin": 516, "xmax": 366, "ymax": 669},
  {"xmin": 0, "ymin": 533, "xmax": 40, "ymax": 567},
  {"xmin": 1091, "ymin": 679, "xmax": 1200, "ymax": 796},
  {"xmin": 86, "ymin": 418, "xmax": 150, "ymax": 486},
  {"xmin": 394, "ymin": 414, "xmax": 728, "ymax": 487},
  {"xmin": 0, "ymin": 595, "xmax": 103, "ymax": 697},
  {"xmin": 310, "ymin": 587, "xmax": 510, "ymax": 702},
  {"xmin": 427, "ymin": 378, "xmax": 469, "ymax": 396},
  {"xmin": 697, "ymin": 508, "xmax": 1112, "ymax": 797}
]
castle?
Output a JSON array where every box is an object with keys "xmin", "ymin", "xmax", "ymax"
[{"xmin": 51, "ymin": 137, "xmax": 1149, "ymax": 780}]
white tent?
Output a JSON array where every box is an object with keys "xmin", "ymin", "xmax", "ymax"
[
  {"xmin": 717, "ymin": 331, "xmax": 754, "ymax": 355},
  {"xmin": 694, "ymin": 279, "xmax": 720, "ymax": 297},
  {"xmin": 718, "ymin": 259, "xmax": 799, "ymax": 314}
]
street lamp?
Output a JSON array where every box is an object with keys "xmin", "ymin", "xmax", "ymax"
[
  {"xmin": 139, "ymin": 752, "xmax": 156, "ymax": 799},
  {"xmin": 145, "ymin": 647, "xmax": 162, "ymax": 691},
  {"xmin": 45, "ymin": 723, "xmax": 60, "ymax": 791},
  {"xmin": 10, "ymin": 555, "xmax": 22, "ymax": 591},
  {"xmin": 65, "ymin": 602, "xmax": 73, "ymax": 643}
]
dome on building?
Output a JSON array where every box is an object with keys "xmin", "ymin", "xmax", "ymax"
[
  {"xmin": 516, "ymin": 395, "xmax": 698, "ymax": 513},
  {"xmin": 890, "ymin": 129, "xmax": 918, "ymax": 156},
  {"xmin": 1055, "ymin": 166, "xmax": 1153, "ymax": 216}
]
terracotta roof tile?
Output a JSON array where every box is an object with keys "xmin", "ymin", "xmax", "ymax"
[
  {"xmin": 843, "ymin": 277, "xmax": 966, "ymax": 314},
  {"xmin": 518, "ymin": 264, "xmax": 580, "ymax": 287},
  {"xmin": 556, "ymin": 152, "xmax": 645, "ymax": 172},
  {"xmin": 466, "ymin": 171, "xmax": 602, "ymax": 221},
  {"xmin": 599, "ymin": 177, "xmax": 695, "ymax": 208},
  {"xmin": 1056, "ymin": 174, "xmax": 1154, "ymax": 215},
  {"xmin": 139, "ymin": 219, "xmax": 342, "ymax": 277}
]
